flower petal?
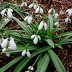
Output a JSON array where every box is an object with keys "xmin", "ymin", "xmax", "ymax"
[{"xmin": 33, "ymin": 36, "xmax": 38, "ymax": 44}]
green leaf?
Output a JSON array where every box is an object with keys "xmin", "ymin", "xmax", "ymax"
[
  {"xmin": 0, "ymin": 56, "xmax": 23, "ymax": 72},
  {"xmin": 46, "ymin": 39, "xmax": 54, "ymax": 48},
  {"xmin": 48, "ymin": 49, "xmax": 66, "ymax": 72},
  {"xmin": 36, "ymin": 53, "xmax": 50, "ymax": 72},
  {"xmin": 12, "ymin": 16, "xmax": 32, "ymax": 35}
]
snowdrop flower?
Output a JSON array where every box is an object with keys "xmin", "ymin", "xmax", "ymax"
[
  {"xmin": 25, "ymin": 71, "xmax": 29, "ymax": 72},
  {"xmin": 28, "ymin": 66, "xmax": 34, "ymax": 71},
  {"xmin": 29, "ymin": 3, "xmax": 34, "ymax": 8},
  {"xmin": 2, "ymin": 48, "xmax": 6, "ymax": 52},
  {"xmin": 38, "ymin": 21, "xmax": 47, "ymax": 30},
  {"xmin": 53, "ymin": 13, "xmax": 59, "ymax": 18},
  {"xmin": 35, "ymin": 7, "xmax": 43, "ymax": 14},
  {"xmin": 66, "ymin": 8, "xmax": 72, "ymax": 17},
  {"xmin": 48, "ymin": 8, "xmax": 55, "ymax": 14},
  {"xmin": 54, "ymin": 21, "xmax": 59, "ymax": 27},
  {"xmin": 33, "ymin": 4, "xmax": 37, "ymax": 9},
  {"xmin": 24, "ymin": 15, "xmax": 32, "ymax": 24},
  {"xmin": 31, "ymin": 35, "xmax": 41, "ymax": 44},
  {"xmin": 21, "ymin": 49, "xmax": 31, "ymax": 57},
  {"xmin": 6, "ymin": 53, "xmax": 10, "ymax": 57},
  {"xmin": 20, "ymin": 2, "xmax": 27, "ymax": 7},
  {"xmin": 65, "ymin": 17, "xmax": 71, "ymax": 23},
  {"xmin": 4, "ymin": 18, "xmax": 9, "ymax": 23},
  {"xmin": 7, "ymin": 8, "xmax": 13, "ymax": 18},
  {"xmin": 0, "ymin": 9, "xmax": 6, "ymax": 17},
  {"xmin": 1, "ymin": 38, "xmax": 8, "ymax": 48},
  {"xmin": 9, "ymin": 37, "xmax": 17, "ymax": 50}
]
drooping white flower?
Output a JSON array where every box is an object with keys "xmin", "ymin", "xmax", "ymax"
[
  {"xmin": 24, "ymin": 15, "xmax": 32, "ymax": 24},
  {"xmin": 65, "ymin": 17, "xmax": 71, "ymax": 23},
  {"xmin": 54, "ymin": 13, "xmax": 59, "ymax": 18},
  {"xmin": 35, "ymin": 7, "xmax": 40, "ymax": 13},
  {"xmin": 29, "ymin": 3, "xmax": 34, "ymax": 8},
  {"xmin": 21, "ymin": 49, "xmax": 31, "ymax": 57},
  {"xmin": 39, "ymin": 7, "xmax": 43, "ymax": 14},
  {"xmin": 28, "ymin": 15, "xmax": 32, "ymax": 24},
  {"xmin": 9, "ymin": 37, "xmax": 17, "ymax": 50},
  {"xmin": 6, "ymin": 53, "xmax": 10, "ymax": 57},
  {"xmin": 0, "ymin": 9, "xmax": 6, "ymax": 17},
  {"xmin": 38, "ymin": 21, "xmax": 44, "ymax": 30},
  {"xmin": 33, "ymin": 4, "xmax": 37, "ymax": 9},
  {"xmin": 33, "ymin": 36, "xmax": 38, "ymax": 44},
  {"xmin": 38, "ymin": 21, "xmax": 48, "ymax": 30},
  {"xmin": 35, "ymin": 7, "xmax": 43, "ymax": 14},
  {"xmin": 21, "ymin": 2, "xmax": 27, "ymax": 7},
  {"xmin": 31, "ymin": 35, "xmax": 41, "ymax": 44},
  {"xmin": 4, "ymin": 18, "xmax": 9, "ymax": 23},
  {"xmin": 7, "ymin": 8, "xmax": 13, "ymax": 18},
  {"xmin": 66, "ymin": 8, "xmax": 72, "ymax": 17},
  {"xmin": 54, "ymin": 21, "xmax": 59, "ymax": 27},
  {"xmin": 48, "ymin": 8, "xmax": 55, "ymax": 14},
  {"xmin": 1, "ymin": 38, "xmax": 8, "ymax": 48},
  {"xmin": 26, "ymin": 49, "xmax": 31, "ymax": 57},
  {"xmin": 28, "ymin": 66, "xmax": 34, "ymax": 71},
  {"xmin": 21, "ymin": 49, "xmax": 26, "ymax": 56},
  {"xmin": 2, "ymin": 48, "xmax": 6, "ymax": 52}
]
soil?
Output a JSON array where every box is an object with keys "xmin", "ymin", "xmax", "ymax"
[{"xmin": 0, "ymin": 0, "xmax": 72, "ymax": 72}]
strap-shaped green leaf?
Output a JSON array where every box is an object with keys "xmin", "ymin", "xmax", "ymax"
[
  {"xmin": 46, "ymin": 39, "xmax": 54, "ymax": 48},
  {"xmin": 48, "ymin": 49, "xmax": 66, "ymax": 72},
  {"xmin": 12, "ymin": 16, "xmax": 32, "ymax": 35},
  {"xmin": 36, "ymin": 53, "xmax": 50, "ymax": 72},
  {"xmin": 0, "ymin": 56, "xmax": 23, "ymax": 72}
]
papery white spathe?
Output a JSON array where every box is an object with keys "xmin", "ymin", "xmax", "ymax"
[
  {"xmin": 2, "ymin": 48, "xmax": 6, "ymax": 52},
  {"xmin": 1, "ymin": 38, "xmax": 8, "ymax": 48},
  {"xmin": 9, "ymin": 37, "xmax": 17, "ymax": 50},
  {"xmin": 66, "ymin": 8, "xmax": 72, "ymax": 17},
  {"xmin": 26, "ymin": 49, "xmax": 31, "ymax": 57},
  {"xmin": 7, "ymin": 8, "xmax": 13, "ymax": 18},
  {"xmin": 54, "ymin": 21, "xmax": 59, "ymax": 27},
  {"xmin": 0, "ymin": 9, "xmax": 6, "ymax": 16},
  {"xmin": 65, "ymin": 17, "xmax": 71, "ymax": 23},
  {"xmin": 38, "ymin": 21, "xmax": 44, "ymax": 30},
  {"xmin": 21, "ymin": 49, "xmax": 26, "ymax": 56},
  {"xmin": 28, "ymin": 66, "xmax": 34, "ymax": 71},
  {"xmin": 6, "ymin": 53, "xmax": 10, "ymax": 57},
  {"xmin": 29, "ymin": 3, "xmax": 34, "ymax": 8}
]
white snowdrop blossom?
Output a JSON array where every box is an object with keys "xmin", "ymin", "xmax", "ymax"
[
  {"xmin": 25, "ymin": 71, "xmax": 29, "ymax": 72},
  {"xmin": 35, "ymin": 6, "xmax": 43, "ymax": 14},
  {"xmin": 4, "ymin": 18, "xmax": 9, "ymax": 23},
  {"xmin": 54, "ymin": 21, "xmax": 59, "ymax": 27},
  {"xmin": 48, "ymin": 8, "xmax": 55, "ymax": 14},
  {"xmin": 21, "ymin": 49, "xmax": 31, "ymax": 57},
  {"xmin": 6, "ymin": 53, "xmax": 10, "ymax": 57},
  {"xmin": 24, "ymin": 15, "xmax": 32, "ymax": 24},
  {"xmin": 20, "ymin": 2, "xmax": 27, "ymax": 7},
  {"xmin": 2, "ymin": 48, "xmax": 6, "ymax": 52},
  {"xmin": 31, "ymin": 35, "xmax": 41, "ymax": 44},
  {"xmin": 29, "ymin": 3, "xmax": 37, "ymax": 9},
  {"xmin": 9, "ymin": 37, "xmax": 17, "ymax": 50},
  {"xmin": 38, "ymin": 21, "xmax": 47, "ymax": 30},
  {"xmin": 1, "ymin": 38, "xmax": 8, "ymax": 48},
  {"xmin": 0, "ymin": 9, "xmax": 6, "ymax": 17},
  {"xmin": 7, "ymin": 8, "xmax": 13, "ymax": 18},
  {"xmin": 53, "ymin": 13, "xmax": 59, "ymax": 18},
  {"xmin": 66, "ymin": 8, "xmax": 72, "ymax": 17},
  {"xmin": 28, "ymin": 66, "xmax": 34, "ymax": 71},
  {"xmin": 65, "ymin": 17, "xmax": 71, "ymax": 23}
]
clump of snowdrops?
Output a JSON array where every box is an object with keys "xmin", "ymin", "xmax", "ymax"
[{"xmin": 0, "ymin": 0, "xmax": 72, "ymax": 72}]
